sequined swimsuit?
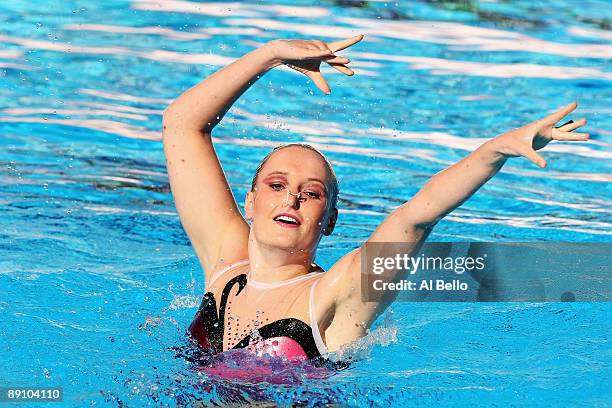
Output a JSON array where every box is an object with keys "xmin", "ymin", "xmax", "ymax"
[{"xmin": 188, "ymin": 260, "xmax": 328, "ymax": 360}]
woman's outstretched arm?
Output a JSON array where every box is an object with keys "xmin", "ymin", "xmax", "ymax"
[
  {"xmin": 317, "ymin": 103, "xmax": 588, "ymax": 349},
  {"xmin": 162, "ymin": 36, "xmax": 361, "ymax": 275},
  {"xmin": 379, "ymin": 102, "xmax": 588, "ymax": 235}
]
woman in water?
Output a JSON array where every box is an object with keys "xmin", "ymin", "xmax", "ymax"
[{"xmin": 162, "ymin": 35, "xmax": 588, "ymax": 360}]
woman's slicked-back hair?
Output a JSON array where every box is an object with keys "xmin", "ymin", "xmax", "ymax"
[{"xmin": 250, "ymin": 143, "xmax": 339, "ymax": 211}]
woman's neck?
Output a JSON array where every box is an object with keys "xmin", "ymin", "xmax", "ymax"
[{"xmin": 247, "ymin": 239, "xmax": 316, "ymax": 283}]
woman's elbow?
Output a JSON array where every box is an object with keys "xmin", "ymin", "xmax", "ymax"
[
  {"xmin": 162, "ymin": 105, "xmax": 179, "ymax": 130},
  {"xmin": 161, "ymin": 107, "xmax": 189, "ymax": 138},
  {"xmin": 162, "ymin": 106, "xmax": 212, "ymax": 136}
]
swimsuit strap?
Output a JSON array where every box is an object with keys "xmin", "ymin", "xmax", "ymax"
[
  {"xmin": 206, "ymin": 259, "xmax": 249, "ymax": 289},
  {"xmin": 247, "ymin": 270, "xmax": 321, "ymax": 289},
  {"xmin": 309, "ymin": 276, "xmax": 328, "ymax": 356}
]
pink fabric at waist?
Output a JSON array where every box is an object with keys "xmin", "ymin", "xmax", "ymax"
[{"xmin": 246, "ymin": 336, "xmax": 309, "ymax": 360}]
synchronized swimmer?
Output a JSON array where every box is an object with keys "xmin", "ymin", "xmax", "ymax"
[{"xmin": 162, "ymin": 35, "xmax": 589, "ymax": 360}]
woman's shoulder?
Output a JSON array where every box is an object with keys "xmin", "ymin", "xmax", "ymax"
[{"xmin": 205, "ymin": 257, "xmax": 250, "ymax": 291}]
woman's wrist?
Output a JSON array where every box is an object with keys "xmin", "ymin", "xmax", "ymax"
[
  {"xmin": 479, "ymin": 138, "xmax": 509, "ymax": 165},
  {"xmin": 250, "ymin": 41, "xmax": 283, "ymax": 70},
  {"xmin": 262, "ymin": 40, "xmax": 286, "ymax": 67}
]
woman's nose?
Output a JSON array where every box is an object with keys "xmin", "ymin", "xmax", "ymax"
[{"xmin": 285, "ymin": 190, "xmax": 302, "ymax": 208}]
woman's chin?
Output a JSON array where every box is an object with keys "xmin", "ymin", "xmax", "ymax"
[
  {"xmin": 252, "ymin": 225, "xmax": 317, "ymax": 253},
  {"xmin": 269, "ymin": 238, "xmax": 301, "ymax": 251},
  {"xmin": 260, "ymin": 236, "xmax": 311, "ymax": 253}
]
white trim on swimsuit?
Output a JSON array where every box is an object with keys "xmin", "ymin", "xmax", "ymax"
[
  {"xmin": 206, "ymin": 259, "xmax": 249, "ymax": 289},
  {"xmin": 247, "ymin": 270, "xmax": 322, "ymax": 289},
  {"xmin": 309, "ymin": 276, "xmax": 329, "ymax": 356}
]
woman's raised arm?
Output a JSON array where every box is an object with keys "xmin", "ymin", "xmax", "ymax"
[
  {"xmin": 162, "ymin": 37, "xmax": 361, "ymax": 275},
  {"xmin": 317, "ymin": 103, "xmax": 588, "ymax": 348}
]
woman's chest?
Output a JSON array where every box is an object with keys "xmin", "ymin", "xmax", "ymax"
[{"xmin": 206, "ymin": 274, "xmax": 315, "ymax": 349}]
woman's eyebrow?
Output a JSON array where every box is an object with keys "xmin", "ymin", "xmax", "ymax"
[
  {"xmin": 262, "ymin": 171, "xmax": 288, "ymax": 180},
  {"xmin": 303, "ymin": 178, "xmax": 328, "ymax": 194},
  {"xmin": 305, "ymin": 178, "xmax": 326, "ymax": 188}
]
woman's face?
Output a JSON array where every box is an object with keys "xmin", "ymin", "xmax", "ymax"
[{"xmin": 245, "ymin": 146, "xmax": 336, "ymax": 253}]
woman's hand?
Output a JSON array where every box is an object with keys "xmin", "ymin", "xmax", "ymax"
[
  {"xmin": 265, "ymin": 35, "xmax": 364, "ymax": 94},
  {"xmin": 488, "ymin": 102, "xmax": 589, "ymax": 168}
]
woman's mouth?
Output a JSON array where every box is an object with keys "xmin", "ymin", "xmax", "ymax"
[{"xmin": 273, "ymin": 214, "xmax": 301, "ymax": 229}]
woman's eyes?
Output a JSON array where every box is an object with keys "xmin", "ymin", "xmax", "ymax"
[
  {"xmin": 304, "ymin": 191, "xmax": 321, "ymax": 199},
  {"xmin": 268, "ymin": 183, "xmax": 321, "ymax": 199}
]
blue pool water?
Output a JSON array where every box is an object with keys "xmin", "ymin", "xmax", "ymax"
[{"xmin": 1, "ymin": 0, "xmax": 611, "ymax": 406}]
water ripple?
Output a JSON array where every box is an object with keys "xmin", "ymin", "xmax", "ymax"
[
  {"xmin": 131, "ymin": 0, "xmax": 331, "ymax": 18},
  {"xmin": 353, "ymin": 52, "xmax": 612, "ymax": 81}
]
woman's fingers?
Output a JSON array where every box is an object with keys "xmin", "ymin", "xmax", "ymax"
[
  {"xmin": 550, "ymin": 117, "xmax": 589, "ymax": 140},
  {"xmin": 522, "ymin": 146, "xmax": 547, "ymax": 168},
  {"xmin": 323, "ymin": 56, "xmax": 353, "ymax": 74},
  {"xmin": 288, "ymin": 63, "xmax": 331, "ymax": 94},
  {"xmin": 302, "ymin": 47, "xmax": 334, "ymax": 59},
  {"xmin": 305, "ymin": 70, "xmax": 331, "ymax": 94},
  {"xmin": 551, "ymin": 130, "xmax": 590, "ymax": 141},
  {"xmin": 328, "ymin": 34, "xmax": 364, "ymax": 53},
  {"xmin": 282, "ymin": 36, "xmax": 362, "ymax": 92},
  {"xmin": 323, "ymin": 56, "xmax": 350, "ymax": 64},
  {"xmin": 277, "ymin": 36, "xmax": 362, "ymax": 61},
  {"xmin": 328, "ymin": 63, "xmax": 354, "ymax": 76},
  {"xmin": 540, "ymin": 102, "xmax": 578, "ymax": 125},
  {"xmin": 312, "ymin": 39, "xmax": 331, "ymax": 52},
  {"xmin": 557, "ymin": 117, "xmax": 587, "ymax": 132}
]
